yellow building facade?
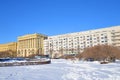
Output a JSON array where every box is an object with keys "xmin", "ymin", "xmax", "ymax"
[
  {"xmin": 17, "ymin": 33, "xmax": 47, "ymax": 57},
  {"xmin": 0, "ymin": 42, "xmax": 17, "ymax": 57},
  {"xmin": 0, "ymin": 42, "xmax": 17, "ymax": 52}
]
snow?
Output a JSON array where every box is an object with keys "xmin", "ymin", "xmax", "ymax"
[{"xmin": 0, "ymin": 59, "xmax": 120, "ymax": 80}]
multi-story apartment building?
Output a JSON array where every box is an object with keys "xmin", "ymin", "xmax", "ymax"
[
  {"xmin": 0, "ymin": 42, "xmax": 17, "ymax": 57},
  {"xmin": 0, "ymin": 42, "xmax": 17, "ymax": 52},
  {"xmin": 44, "ymin": 26, "xmax": 120, "ymax": 58},
  {"xmin": 17, "ymin": 33, "xmax": 47, "ymax": 57},
  {"xmin": 0, "ymin": 26, "xmax": 120, "ymax": 58}
]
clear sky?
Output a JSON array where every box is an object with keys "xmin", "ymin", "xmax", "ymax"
[{"xmin": 0, "ymin": 0, "xmax": 120, "ymax": 43}]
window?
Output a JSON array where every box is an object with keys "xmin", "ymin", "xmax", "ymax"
[
  {"xmin": 101, "ymin": 41, "xmax": 104, "ymax": 43},
  {"xmin": 101, "ymin": 37, "xmax": 104, "ymax": 39}
]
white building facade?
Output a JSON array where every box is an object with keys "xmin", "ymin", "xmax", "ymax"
[{"xmin": 44, "ymin": 26, "xmax": 120, "ymax": 58}]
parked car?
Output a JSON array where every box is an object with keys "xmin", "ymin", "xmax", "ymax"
[{"xmin": 86, "ymin": 58, "xmax": 94, "ymax": 61}]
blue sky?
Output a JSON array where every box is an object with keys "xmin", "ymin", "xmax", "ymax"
[{"xmin": 0, "ymin": 0, "xmax": 120, "ymax": 43}]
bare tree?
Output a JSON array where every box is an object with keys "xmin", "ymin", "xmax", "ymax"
[
  {"xmin": 59, "ymin": 48, "xmax": 64, "ymax": 57},
  {"xmin": 0, "ymin": 50, "xmax": 17, "ymax": 58},
  {"xmin": 49, "ymin": 49, "xmax": 53, "ymax": 58},
  {"xmin": 77, "ymin": 45, "xmax": 80, "ymax": 54}
]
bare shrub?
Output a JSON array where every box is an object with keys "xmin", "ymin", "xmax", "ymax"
[{"xmin": 77, "ymin": 45, "xmax": 120, "ymax": 61}]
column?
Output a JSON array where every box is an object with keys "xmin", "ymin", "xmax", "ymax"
[
  {"xmin": 32, "ymin": 38, "xmax": 33, "ymax": 48},
  {"xmin": 33, "ymin": 38, "xmax": 35, "ymax": 48},
  {"xmin": 30, "ymin": 39, "xmax": 32, "ymax": 48}
]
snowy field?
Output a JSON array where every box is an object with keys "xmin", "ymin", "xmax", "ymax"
[{"xmin": 0, "ymin": 59, "xmax": 120, "ymax": 80}]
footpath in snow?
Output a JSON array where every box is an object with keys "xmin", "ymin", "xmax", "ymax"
[{"xmin": 0, "ymin": 59, "xmax": 120, "ymax": 80}]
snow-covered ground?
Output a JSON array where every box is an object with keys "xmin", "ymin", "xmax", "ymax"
[{"xmin": 0, "ymin": 59, "xmax": 120, "ymax": 80}]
